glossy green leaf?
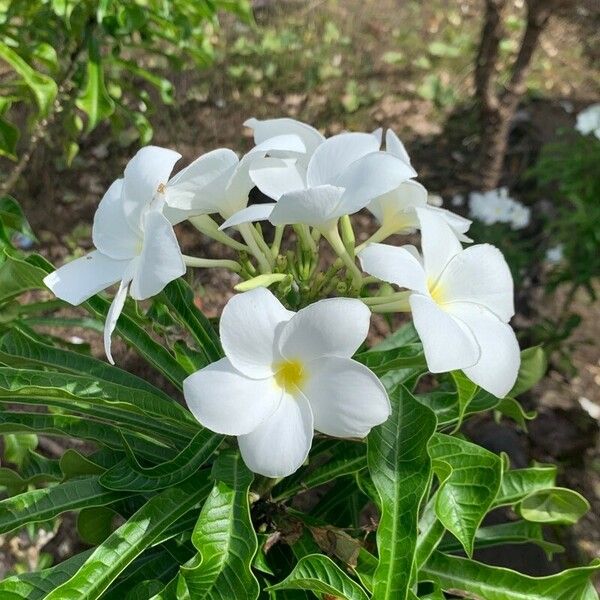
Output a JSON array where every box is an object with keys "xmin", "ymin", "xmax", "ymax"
[
  {"xmin": 267, "ymin": 554, "xmax": 369, "ymax": 600},
  {"xmin": 449, "ymin": 371, "xmax": 478, "ymax": 432},
  {"xmin": 428, "ymin": 433, "xmax": 502, "ymax": 556},
  {"xmin": 77, "ymin": 506, "xmax": 117, "ymax": 545},
  {"xmin": 0, "ymin": 549, "xmax": 94, "ymax": 599},
  {"xmin": 0, "ymin": 250, "xmax": 47, "ymax": 302},
  {"xmin": 367, "ymin": 385, "xmax": 437, "ymax": 600},
  {"xmin": 161, "ymin": 278, "xmax": 223, "ymax": 366},
  {"xmin": 99, "ymin": 429, "xmax": 222, "ymax": 491},
  {"xmin": 76, "ymin": 37, "xmax": 114, "ymax": 132},
  {"xmin": 0, "ymin": 196, "xmax": 35, "ymax": 243},
  {"xmin": 0, "ymin": 117, "xmax": 19, "ymax": 160},
  {"xmin": 45, "ymin": 480, "xmax": 209, "ymax": 600},
  {"xmin": 420, "ymin": 552, "xmax": 600, "ymax": 600},
  {"xmin": 355, "ymin": 343, "xmax": 426, "ymax": 377},
  {"xmin": 494, "ymin": 397, "xmax": 536, "ymax": 430},
  {"xmin": 518, "ymin": 487, "xmax": 590, "ymax": 525},
  {"xmin": 493, "ymin": 464, "xmax": 557, "ymax": 507},
  {"xmin": 0, "ymin": 476, "xmax": 127, "ymax": 534},
  {"xmin": 510, "ymin": 346, "xmax": 547, "ymax": 397},
  {"xmin": 0, "ymin": 42, "xmax": 57, "ymax": 115},
  {"xmin": 177, "ymin": 451, "xmax": 260, "ymax": 599}
]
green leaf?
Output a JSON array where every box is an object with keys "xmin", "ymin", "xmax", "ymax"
[
  {"xmin": 355, "ymin": 344, "xmax": 426, "ymax": 377},
  {"xmin": 161, "ymin": 278, "xmax": 223, "ymax": 366},
  {"xmin": 428, "ymin": 433, "xmax": 502, "ymax": 556},
  {"xmin": 420, "ymin": 552, "xmax": 600, "ymax": 600},
  {"xmin": 0, "ymin": 476, "xmax": 127, "ymax": 534},
  {"xmin": 0, "ymin": 117, "xmax": 19, "ymax": 160},
  {"xmin": 45, "ymin": 480, "xmax": 209, "ymax": 600},
  {"xmin": 493, "ymin": 464, "xmax": 557, "ymax": 507},
  {"xmin": 0, "ymin": 42, "xmax": 58, "ymax": 116},
  {"xmin": 518, "ymin": 487, "xmax": 590, "ymax": 525},
  {"xmin": 0, "ymin": 549, "xmax": 94, "ymax": 599},
  {"xmin": 77, "ymin": 506, "xmax": 116, "ymax": 545},
  {"xmin": 0, "ymin": 196, "xmax": 35, "ymax": 243},
  {"xmin": 450, "ymin": 371, "xmax": 478, "ymax": 432},
  {"xmin": 99, "ymin": 429, "xmax": 222, "ymax": 492},
  {"xmin": 267, "ymin": 554, "xmax": 369, "ymax": 600},
  {"xmin": 367, "ymin": 385, "xmax": 437, "ymax": 600},
  {"xmin": 76, "ymin": 36, "xmax": 114, "ymax": 132},
  {"xmin": 2, "ymin": 431, "xmax": 37, "ymax": 466},
  {"xmin": 0, "ymin": 449, "xmax": 62, "ymax": 494},
  {"xmin": 177, "ymin": 451, "xmax": 260, "ymax": 599},
  {"xmin": 510, "ymin": 346, "xmax": 547, "ymax": 397},
  {"xmin": 494, "ymin": 397, "xmax": 536, "ymax": 430},
  {"xmin": 0, "ymin": 250, "xmax": 47, "ymax": 303},
  {"xmin": 272, "ymin": 441, "xmax": 366, "ymax": 502}
]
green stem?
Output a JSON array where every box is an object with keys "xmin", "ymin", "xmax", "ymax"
[
  {"xmin": 321, "ymin": 221, "xmax": 363, "ymax": 290},
  {"xmin": 271, "ymin": 225, "xmax": 284, "ymax": 257},
  {"xmin": 183, "ymin": 255, "xmax": 241, "ymax": 273},
  {"xmin": 188, "ymin": 215, "xmax": 249, "ymax": 252},
  {"xmin": 238, "ymin": 223, "xmax": 272, "ymax": 274},
  {"xmin": 355, "ymin": 223, "xmax": 396, "ymax": 254},
  {"xmin": 363, "ymin": 291, "xmax": 412, "ymax": 306},
  {"xmin": 294, "ymin": 224, "xmax": 318, "ymax": 254}
]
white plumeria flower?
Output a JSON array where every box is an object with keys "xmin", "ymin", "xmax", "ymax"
[
  {"xmin": 221, "ymin": 130, "xmax": 417, "ymax": 231},
  {"xmin": 43, "ymin": 145, "xmax": 204, "ymax": 363},
  {"xmin": 359, "ymin": 208, "xmax": 520, "ymax": 398},
  {"xmin": 367, "ymin": 180, "xmax": 473, "ymax": 243},
  {"xmin": 164, "ymin": 132, "xmax": 307, "ymax": 221},
  {"xmin": 509, "ymin": 202, "xmax": 531, "ymax": 230},
  {"xmin": 575, "ymin": 103, "xmax": 600, "ymax": 140},
  {"xmin": 183, "ymin": 288, "xmax": 390, "ymax": 477}
]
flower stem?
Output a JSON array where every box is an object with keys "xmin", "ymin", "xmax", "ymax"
[
  {"xmin": 294, "ymin": 224, "xmax": 318, "ymax": 254},
  {"xmin": 271, "ymin": 225, "xmax": 284, "ymax": 257},
  {"xmin": 355, "ymin": 224, "xmax": 395, "ymax": 254},
  {"xmin": 321, "ymin": 221, "xmax": 363, "ymax": 291},
  {"xmin": 363, "ymin": 291, "xmax": 411, "ymax": 306},
  {"xmin": 238, "ymin": 223, "xmax": 272, "ymax": 274},
  {"xmin": 183, "ymin": 255, "xmax": 241, "ymax": 273},
  {"xmin": 188, "ymin": 215, "xmax": 249, "ymax": 252}
]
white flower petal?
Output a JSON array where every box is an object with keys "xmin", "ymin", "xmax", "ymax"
[
  {"xmin": 409, "ymin": 293, "xmax": 480, "ymax": 373},
  {"xmin": 279, "ymin": 298, "xmax": 371, "ymax": 361},
  {"xmin": 238, "ymin": 389, "xmax": 313, "ymax": 477},
  {"xmin": 129, "ymin": 211, "xmax": 185, "ymax": 300},
  {"xmin": 122, "ymin": 146, "xmax": 181, "ymax": 229},
  {"xmin": 335, "ymin": 152, "xmax": 417, "ymax": 215},
  {"xmin": 269, "ymin": 185, "xmax": 344, "ymax": 227},
  {"xmin": 304, "ymin": 356, "xmax": 390, "ymax": 438},
  {"xmin": 183, "ymin": 358, "xmax": 282, "ymax": 435},
  {"xmin": 416, "ymin": 207, "xmax": 462, "ymax": 284},
  {"xmin": 385, "ymin": 129, "xmax": 411, "ymax": 165},
  {"xmin": 359, "ymin": 243, "xmax": 428, "ymax": 294},
  {"xmin": 249, "ymin": 133, "xmax": 306, "ymax": 157},
  {"xmin": 427, "ymin": 206, "xmax": 473, "ymax": 243},
  {"xmin": 446, "ymin": 303, "xmax": 520, "ymax": 398},
  {"xmin": 43, "ymin": 251, "xmax": 129, "ymax": 306},
  {"xmin": 166, "ymin": 148, "xmax": 239, "ymax": 212},
  {"xmin": 219, "ymin": 203, "xmax": 277, "ymax": 229},
  {"xmin": 249, "ymin": 156, "xmax": 306, "ymax": 200},
  {"xmin": 306, "ymin": 132, "xmax": 380, "ymax": 187},
  {"xmin": 368, "ymin": 180, "xmax": 427, "ymax": 225},
  {"xmin": 245, "ymin": 117, "xmax": 324, "ymax": 165},
  {"xmin": 93, "ymin": 179, "xmax": 141, "ymax": 259},
  {"xmin": 220, "ymin": 288, "xmax": 294, "ymax": 379},
  {"xmin": 437, "ymin": 244, "xmax": 514, "ymax": 322},
  {"xmin": 104, "ymin": 278, "xmax": 130, "ymax": 365}
]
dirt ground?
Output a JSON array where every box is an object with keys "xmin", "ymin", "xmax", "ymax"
[{"xmin": 1, "ymin": 0, "xmax": 599, "ymax": 584}]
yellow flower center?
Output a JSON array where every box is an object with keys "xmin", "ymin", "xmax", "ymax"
[
  {"xmin": 273, "ymin": 359, "xmax": 306, "ymax": 392},
  {"xmin": 428, "ymin": 279, "xmax": 446, "ymax": 305},
  {"xmin": 157, "ymin": 182, "xmax": 166, "ymax": 195}
]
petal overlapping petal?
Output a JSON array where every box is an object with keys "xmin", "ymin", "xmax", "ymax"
[
  {"xmin": 104, "ymin": 278, "xmax": 130, "ymax": 365},
  {"xmin": 237, "ymin": 389, "xmax": 313, "ymax": 477},
  {"xmin": 220, "ymin": 287, "xmax": 293, "ymax": 378},
  {"xmin": 183, "ymin": 358, "xmax": 282, "ymax": 435},
  {"xmin": 220, "ymin": 203, "xmax": 277, "ymax": 229},
  {"xmin": 385, "ymin": 129, "xmax": 411, "ymax": 165},
  {"xmin": 249, "ymin": 157, "xmax": 306, "ymax": 200},
  {"xmin": 278, "ymin": 298, "xmax": 371, "ymax": 361},
  {"xmin": 269, "ymin": 185, "xmax": 344, "ymax": 226}
]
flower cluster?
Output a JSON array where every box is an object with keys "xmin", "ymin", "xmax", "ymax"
[
  {"xmin": 468, "ymin": 187, "xmax": 531, "ymax": 230},
  {"xmin": 44, "ymin": 117, "xmax": 521, "ymax": 476}
]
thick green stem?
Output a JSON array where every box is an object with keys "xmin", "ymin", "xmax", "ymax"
[
  {"xmin": 189, "ymin": 215, "xmax": 249, "ymax": 252},
  {"xmin": 355, "ymin": 223, "xmax": 396, "ymax": 254},
  {"xmin": 271, "ymin": 225, "xmax": 284, "ymax": 257},
  {"xmin": 183, "ymin": 255, "xmax": 241, "ymax": 273},
  {"xmin": 321, "ymin": 221, "xmax": 363, "ymax": 291},
  {"xmin": 238, "ymin": 223, "xmax": 272, "ymax": 274}
]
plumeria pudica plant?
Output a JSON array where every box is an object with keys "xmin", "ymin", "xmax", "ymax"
[{"xmin": 0, "ymin": 117, "xmax": 598, "ymax": 599}]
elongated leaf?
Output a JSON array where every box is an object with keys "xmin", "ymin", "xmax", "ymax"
[
  {"xmin": 0, "ymin": 250, "xmax": 47, "ymax": 302},
  {"xmin": 0, "ymin": 476, "xmax": 127, "ymax": 534},
  {"xmin": 161, "ymin": 279, "xmax": 223, "ymax": 365},
  {"xmin": 510, "ymin": 346, "xmax": 547, "ymax": 397},
  {"xmin": 178, "ymin": 451, "xmax": 260, "ymax": 599},
  {"xmin": 0, "ymin": 196, "xmax": 35, "ymax": 243},
  {"xmin": 0, "ymin": 325, "xmax": 173, "ymax": 401},
  {"xmin": 0, "ymin": 42, "xmax": 57, "ymax": 115},
  {"xmin": 437, "ymin": 520, "xmax": 564, "ymax": 557},
  {"xmin": 0, "ymin": 410, "xmax": 175, "ymax": 463},
  {"xmin": 0, "ymin": 549, "xmax": 94, "ymax": 599},
  {"xmin": 0, "ymin": 448, "xmax": 62, "ymax": 493},
  {"xmin": 355, "ymin": 344, "xmax": 425, "ymax": 376},
  {"xmin": 0, "ymin": 367, "xmax": 197, "ymax": 444},
  {"xmin": 267, "ymin": 554, "xmax": 369, "ymax": 600},
  {"xmin": 420, "ymin": 552, "xmax": 600, "ymax": 600},
  {"xmin": 494, "ymin": 397, "xmax": 536, "ymax": 430},
  {"xmin": 428, "ymin": 433, "xmax": 502, "ymax": 556},
  {"xmin": 0, "ymin": 117, "xmax": 19, "ymax": 160},
  {"xmin": 449, "ymin": 371, "xmax": 478, "ymax": 432},
  {"xmin": 45, "ymin": 480, "xmax": 209, "ymax": 600},
  {"xmin": 493, "ymin": 464, "xmax": 557, "ymax": 507},
  {"xmin": 367, "ymin": 385, "xmax": 437, "ymax": 600},
  {"xmin": 76, "ymin": 36, "xmax": 114, "ymax": 131},
  {"xmin": 100, "ymin": 429, "xmax": 222, "ymax": 491}
]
